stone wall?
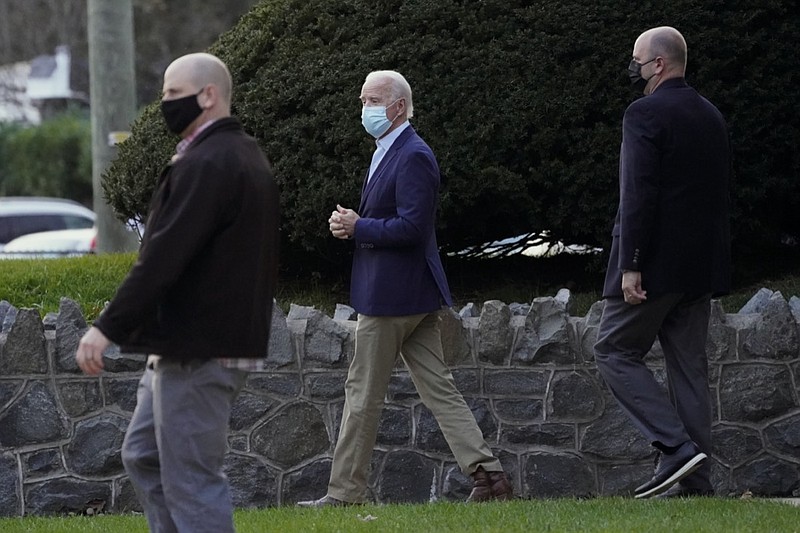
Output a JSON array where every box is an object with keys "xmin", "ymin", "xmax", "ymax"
[{"xmin": 0, "ymin": 288, "xmax": 799, "ymax": 516}]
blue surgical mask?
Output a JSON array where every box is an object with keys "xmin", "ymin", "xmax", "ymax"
[{"xmin": 361, "ymin": 99, "xmax": 400, "ymax": 138}]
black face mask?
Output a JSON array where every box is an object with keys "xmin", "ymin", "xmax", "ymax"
[
  {"xmin": 161, "ymin": 89, "xmax": 203, "ymax": 135},
  {"xmin": 627, "ymin": 58, "xmax": 656, "ymax": 92}
]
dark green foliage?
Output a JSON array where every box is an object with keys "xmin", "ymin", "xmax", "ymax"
[
  {"xmin": 0, "ymin": 113, "xmax": 93, "ymax": 205},
  {"xmin": 103, "ymin": 0, "xmax": 800, "ymax": 269}
]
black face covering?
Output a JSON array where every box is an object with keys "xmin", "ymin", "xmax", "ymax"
[
  {"xmin": 627, "ymin": 58, "xmax": 656, "ymax": 92},
  {"xmin": 161, "ymin": 90, "xmax": 203, "ymax": 134}
]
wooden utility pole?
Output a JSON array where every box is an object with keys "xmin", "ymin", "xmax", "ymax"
[{"xmin": 87, "ymin": 0, "xmax": 138, "ymax": 253}]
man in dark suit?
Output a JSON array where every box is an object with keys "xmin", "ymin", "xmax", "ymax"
[
  {"xmin": 76, "ymin": 53, "xmax": 280, "ymax": 531},
  {"xmin": 594, "ymin": 27, "xmax": 731, "ymax": 499},
  {"xmin": 298, "ymin": 70, "xmax": 512, "ymax": 507}
]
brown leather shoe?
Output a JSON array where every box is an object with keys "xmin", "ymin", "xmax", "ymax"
[
  {"xmin": 467, "ymin": 466, "xmax": 514, "ymax": 502},
  {"xmin": 296, "ymin": 494, "xmax": 352, "ymax": 508}
]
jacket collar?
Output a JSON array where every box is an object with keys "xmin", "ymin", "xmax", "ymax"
[
  {"xmin": 360, "ymin": 125, "xmax": 416, "ymax": 203},
  {"xmin": 651, "ymin": 77, "xmax": 688, "ymax": 94}
]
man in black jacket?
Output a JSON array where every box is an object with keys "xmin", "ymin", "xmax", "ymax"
[
  {"xmin": 76, "ymin": 52, "xmax": 279, "ymax": 532},
  {"xmin": 594, "ymin": 27, "xmax": 731, "ymax": 499}
]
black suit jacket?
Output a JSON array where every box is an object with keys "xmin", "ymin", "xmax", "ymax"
[
  {"xmin": 603, "ymin": 78, "xmax": 731, "ymax": 298},
  {"xmin": 96, "ymin": 117, "xmax": 280, "ymax": 360}
]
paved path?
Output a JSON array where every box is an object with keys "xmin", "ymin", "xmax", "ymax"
[{"xmin": 769, "ymin": 498, "xmax": 800, "ymax": 507}]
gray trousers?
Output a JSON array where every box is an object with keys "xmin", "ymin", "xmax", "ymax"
[
  {"xmin": 327, "ymin": 312, "xmax": 502, "ymax": 502},
  {"xmin": 121, "ymin": 357, "xmax": 247, "ymax": 533},
  {"xmin": 594, "ymin": 293, "xmax": 713, "ymax": 490}
]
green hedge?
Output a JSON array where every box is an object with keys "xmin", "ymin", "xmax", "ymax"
[
  {"xmin": 103, "ymin": 0, "xmax": 800, "ymax": 270},
  {"xmin": 0, "ymin": 113, "xmax": 93, "ymax": 205}
]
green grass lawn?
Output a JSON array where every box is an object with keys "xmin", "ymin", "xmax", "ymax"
[{"xmin": 0, "ymin": 499, "xmax": 798, "ymax": 532}]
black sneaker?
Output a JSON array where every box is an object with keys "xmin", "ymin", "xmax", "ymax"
[{"xmin": 634, "ymin": 441, "xmax": 707, "ymax": 499}]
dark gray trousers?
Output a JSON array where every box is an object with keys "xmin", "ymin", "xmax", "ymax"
[
  {"xmin": 594, "ymin": 293, "xmax": 713, "ymax": 490},
  {"xmin": 121, "ymin": 357, "xmax": 247, "ymax": 533}
]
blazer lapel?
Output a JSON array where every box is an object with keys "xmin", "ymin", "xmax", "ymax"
[{"xmin": 360, "ymin": 126, "xmax": 416, "ymax": 210}]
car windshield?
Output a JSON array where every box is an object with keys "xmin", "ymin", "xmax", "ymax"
[{"xmin": 0, "ymin": 214, "xmax": 94, "ymax": 245}]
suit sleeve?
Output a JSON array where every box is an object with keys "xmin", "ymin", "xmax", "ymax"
[
  {"xmin": 618, "ymin": 102, "xmax": 660, "ymax": 272},
  {"xmin": 353, "ymin": 148, "xmax": 438, "ymax": 248},
  {"xmin": 94, "ymin": 157, "xmax": 229, "ymax": 342}
]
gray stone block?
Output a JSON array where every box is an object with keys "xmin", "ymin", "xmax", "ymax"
[
  {"xmin": 54, "ymin": 298, "xmax": 86, "ymax": 373},
  {"xmin": 494, "ymin": 399, "xmax": 543, "ymax": 423},
  {"xmin": 719, "ymin": 364, "xmax": 796, "ymax": 422},
  {"xmin": 712, "ymin": 424, "xmax": 763, "ymax": 467},
  {"xmin": 764, "ymin": 413, "xmax": 800, "ymax": 458},
  {"xmin": 230, "ymin": 391, "xmax": 277, "ymax": 431},
  {"xmin": 500, "ymin": 423, "xmax": 575, "ymax": 448},
  {"xmin": 267, "ymin": 303, "xmax": 294, "ymax": 368},
  {"xmin": 451, "ymin": 369, "xmax": 480, "ymax": 394},
  {"xmin": 224, "ymin": 454, "xmax": 278, "ymax": 508},
  {"xmin": 65, "ymin": 413, "xmax": 128, "ymax": 476},
  {"xmin": 377, "ymin": 407, "xmax": 411, "ymax": 446},
  {"xmin": 547, "ymin": 371, "xmax": 603, "ymax": 421},
  {"xmin": 580, "ymin": 402, "xmax": 651, "ymax": 460},
  {"xmin": 740, "ymin": 292, "xmax": 800, "ymax": 360},
  {"xmin": 513, "ymin": 297, "xmax": 575, "ymax": 364},
  {"xmin": 0, "ymin": 382, "xmax": 68, "ymax": 447},
  {"xmin": 0, "ymin": 308, "xmax": 47, "ymax": 374},
  {"xmin": 333, "ymin": 303, "xmax": 356, "ymax": 321},
  {"xmin": 733, "ymin": 454, "xmax": 800, "ymax": 496},
  {"xmin": 247, "ymin": 373, "xmax": 301, "ymax": 398},
  {"xmin": 458, "ymin": 303, "xmax": 479, "ymax": 319},
  {"xmin": 299, "ymin": 308, "xmax": 349, "ymax": 367},
  {"xmin": 484, "ymin": 369, "xmax": 548, "ymax": 396},
  {"xmin": 281, "ymin": 459, "xmax": 331, "ymax": 505},
  {"xmin": 100, "ymin": 346, "xmax": 146, "ymax": 373},
  {"xmin": 790, "ymin": 296, "xmax": 800, "ymax": 323},
  {"xmin": 251, "ymin": 402, "xmax": 329, "ymax": 468},
  {"xmin": 22, "ymin": 448, "xmax": 63, "ymax": 478},
  {"xmin": 0, "ymin": 380, "xmax": 23, "ymax": 410},
  {"xmin": 0, "ymin": 301, "xmax": 17, "ymax": 334},
  {"xmin": 523, "ymin": 452, "xmax": 595, "ymax": 498},
  {"xmin": 597, "ymin": 462, "xmax": 652, "ymax": 496},
  {"xmin": 304, "ymin": 372, "xmax": 347, "ymax": 400},
  {"xmin": 113, "ymin": 477, "xmax": 141, "ymax": 512},
  {"xmin": 0, "ymin": 452, "xmax": 19, "ymax": 517},
  {"xmin": 706, "ymin": 300, "xmax": 736, "ymax": 361},
  {"xmin": 104, "ymin": 378, "xmax": 139, "ymax": 413},
  {"xmin": 56, "ymin": 380, "xmax": 102, "ymax": 418},
  {"xmin": 478, "ymin": 300, "xmax": 512, "ymax": 365},
  {"xmin": 739, "ymin": 288, "xmax": 773, "ymax": 314},
  {"xmin": 441, "ymin": 463, "xmax": 471, "ymax": 501},
  {"xmin": 375, "ymin": 450, "xmax": 438, "ymax": 503},
  {"xmin": 24, "ymin": 477, "xmax": 111, "ymax": 516}
]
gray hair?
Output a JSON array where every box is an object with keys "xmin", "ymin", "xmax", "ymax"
[{"xmin": 365, "ymin": 70, "xmax": 414, "ymax": 118}]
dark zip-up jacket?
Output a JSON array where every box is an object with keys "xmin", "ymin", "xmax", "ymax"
[{"xmin": 95, "ymin": 117, "xmax": 280, "ymax": 360}]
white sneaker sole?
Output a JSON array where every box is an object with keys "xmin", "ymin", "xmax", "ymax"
[{"xmin": 635, "ymin": 453, "xmax": 708, "ymax": 500}]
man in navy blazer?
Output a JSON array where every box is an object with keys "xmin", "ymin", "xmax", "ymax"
[
  {"xmin": 298, "ymin": 70, "xmax": 512, "ymax": 507},
  {"xmin": 594, "ymin": 27, "xmax": 731, "ymax": 499}
]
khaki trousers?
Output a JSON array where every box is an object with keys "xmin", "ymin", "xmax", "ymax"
[{"xmin": 327, "ymin": 311, "xmax": 501, "ymax": 502}]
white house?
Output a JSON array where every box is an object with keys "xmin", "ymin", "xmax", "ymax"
[{"xmin": 0, "ymin": 45, "xmax": 83, "ymax": 125}]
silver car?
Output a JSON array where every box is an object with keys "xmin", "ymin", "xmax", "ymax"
[{"xmin": 0, "ymin": 197, "xmax": 96, "ymax": 253}]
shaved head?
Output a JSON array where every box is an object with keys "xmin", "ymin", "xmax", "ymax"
[
  {"xmin": 636, "ymin": 26, "xmax": 687, "ymax": 72},
  {"xmin": 165, "ymin": 53, "xmax": 232, "ymax": 105}
]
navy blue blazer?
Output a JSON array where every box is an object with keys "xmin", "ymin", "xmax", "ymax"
[
  {"xmin": 350, "ymin": 125, "xmax": 453, "ymax": 316},
  {"xmin": 603, "ymin": 78, "xmax": 731, "ymax": 298}
]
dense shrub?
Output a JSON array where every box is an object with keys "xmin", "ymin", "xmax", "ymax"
[
  {"xmin": 0, "ymin": 113, "xmax": 93, "ymax": 206},
  {"xmin": 103, "ymin": 0, "xmax": 800, "ymax": 270}
]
